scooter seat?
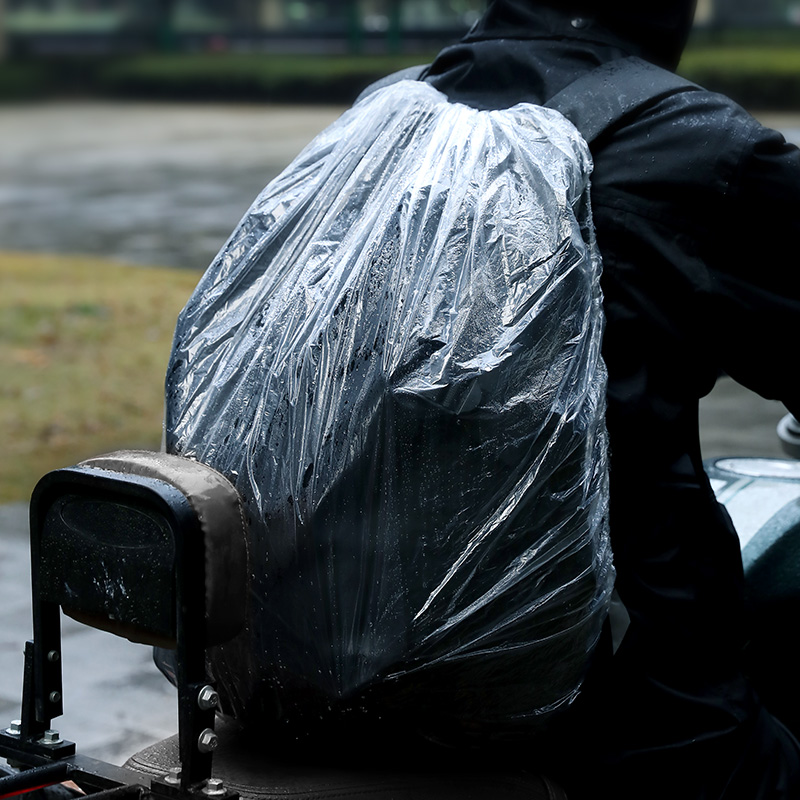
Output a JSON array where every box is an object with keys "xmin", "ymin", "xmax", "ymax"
[{"xmin": 124, "ymin": 718, "xmax": 567, "ymax": 800}]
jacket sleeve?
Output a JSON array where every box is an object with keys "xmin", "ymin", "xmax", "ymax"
[{"xmin": 703, "ymin": 121, "xmax": 800, "ymax": 419}]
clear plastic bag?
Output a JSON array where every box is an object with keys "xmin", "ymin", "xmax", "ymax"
[{"xmin": 165, "ymin": 80, "xmax": 613, "ymax": 737}]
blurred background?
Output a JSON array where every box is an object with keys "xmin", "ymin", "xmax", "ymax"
[
  {"xmin": 0, "ymin": 0, "xmax": 796, "ymax": 767},
  {"xmin": 1, "ymin": 0, "xmax": 800, "ymax": 107},
  {"xmin": 2, "ymin": 0, "xmax": 796, "ymax": 489}
]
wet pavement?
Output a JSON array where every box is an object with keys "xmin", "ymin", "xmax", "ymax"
[
  {"xmin": 0, "ymin": 101, "xmax": 797, "ymax": 769},
  {"xmin": 0, "ymin": 102, "xmax": 345, "ymax": 270}
]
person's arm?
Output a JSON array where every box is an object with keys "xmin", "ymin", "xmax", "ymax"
[{"xmin": 704, "ymin": 122, "xmax": 800, "ymax": 419}]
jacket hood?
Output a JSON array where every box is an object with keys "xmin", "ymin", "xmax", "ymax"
[{"xmin": 468, "ymin": 0, "xmax": 698, "ymax": 71}]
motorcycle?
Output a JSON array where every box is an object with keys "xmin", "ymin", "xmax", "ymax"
[{"xmin": 1, "ymin": 421, "xmax": 798, "ymax": 800}]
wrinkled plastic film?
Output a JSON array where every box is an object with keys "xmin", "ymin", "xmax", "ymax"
[{"xmin": 165, "ymin": 80, "xmax": 613, "ymax": 735}]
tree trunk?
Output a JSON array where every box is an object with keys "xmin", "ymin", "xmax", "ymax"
[
  {"xmin": 154, "ymin": 0, "xmax": 178, "ymax": 52},
  {"xmin": 0, "ymin": 0, "xmax": 6, "ymax": 62},
  {"xmin": 387, "ymin": 0, "xmax": 402, "ymax": 53},
  {"xmin": 346, "ymin": 0, "xmax": 363, "ymax": 54},
  {"xmin": 233, "ymin": 0, "xmax": 259, "ymax": 29}
]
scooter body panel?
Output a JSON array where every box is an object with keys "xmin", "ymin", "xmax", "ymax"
[
  {"xmin": 706, "ymin": 456, "xmax": 800, "ymax": 738},
  {"xmin": 706, "ymin": 457, "xmax": 800, "ymax": 602}
]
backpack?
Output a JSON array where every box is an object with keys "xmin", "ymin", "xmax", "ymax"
[{"xmin": 164, "ymin": 58, "xmax": 691, "ymax": 740}]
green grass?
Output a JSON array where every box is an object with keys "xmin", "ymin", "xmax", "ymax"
[
  {"xmin": 5, "ymin": 43, "xmax": 800, "ymax": 106},
  {"xmin": 0, "ymin": 61, "xmax": 53, "ymax": 99},
  {"xmin": 95, "ymin": 52, "xmax": 435, "ymax": 101},
  {"xmin": 0, "ymin": 51, "xmax": 436, "ymax": 102},
  {"xmin": 91, "ymin": 45, "xmax": 800, "ymax": 108},
  {"xmin": 678, "ymin": 43, "xmax": 800, "ymax": 108},
  {"xmin": 681, "ymin": 44, "xmax": 800, "ymax": 74},
  {"xmin": 101, "ymin": 52, "xmax": 432, "ymax": 81},
  {"xmin": 0, "ymin": 252, "xmax": 200, "ymax": 503}
]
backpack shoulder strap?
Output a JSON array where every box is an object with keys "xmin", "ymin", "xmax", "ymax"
[
  {"xmin": 545, "ymin": 56, "xmax": 701, "ymax": 144},
  {"xmin": 354, "ymin": 65, "xmax": 430, "ymax": 105}
]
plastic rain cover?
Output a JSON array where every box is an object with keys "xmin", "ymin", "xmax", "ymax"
[{"xmin": 165, "ymin": 80, "xmax": 613, "ymax": 738}]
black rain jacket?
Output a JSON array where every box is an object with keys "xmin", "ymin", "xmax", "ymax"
[{"xmin": 422, "ymin": 2, "xmax": 800, "ymax": 798}]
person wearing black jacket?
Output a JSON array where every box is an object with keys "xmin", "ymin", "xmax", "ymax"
[{"xmin": 420, "ymin": 1, "xmax": 800, "ymax": 797}]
